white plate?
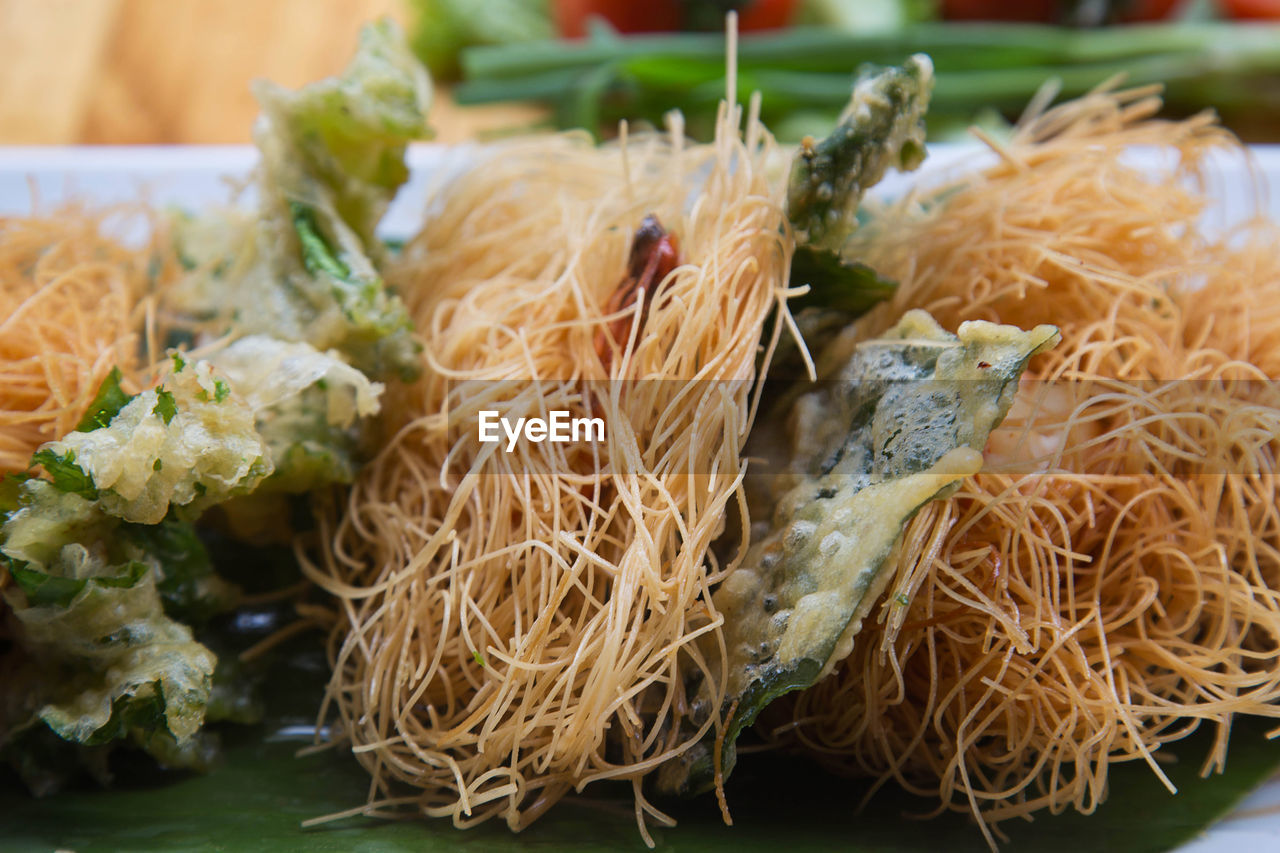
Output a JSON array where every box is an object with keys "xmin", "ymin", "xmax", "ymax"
[
  {"xmin": 0, "ymin": 143, "xmax": 468, "ymax": 242},
  {"xmin": 2, "ymin": 143, "xmax": 1279, "ymax": 852}
]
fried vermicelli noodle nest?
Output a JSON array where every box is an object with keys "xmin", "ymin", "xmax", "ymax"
[
  {"xmin": 0, "ymin": 211, "xmax": 157, "ymax": 474},
  {"xmin": 779, "ymin": 87, "xmax": 1280, "ymax": 844},
  {"xmin": 305, "ymin": 106, "xmax": 794, "ymax": 838}
]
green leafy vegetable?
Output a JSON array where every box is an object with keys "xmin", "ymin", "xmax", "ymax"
[
  {"xmin": 1, "ymin": 19, "xmax": 426, "ymax": 809},
  {"xmin": 1, "ymin": 481, "xmax": 217, "ymax": 776},
  {"xmin": 3, "ymin": 644, "xmax": 1279, "ymax": 852},
  {"xmin": 281, "ymin": 199, "xmax": 420, "ymax": 382},
  {"xmin": 768, "ymin": 249, "xmax": 899, "ymax": 382},
  {"xmin": 152, "ymin": 389, "xmax": 178, "ymax": 425},
  {"xmin": 9, "ymin": 560, "xmax": 147, "ymax": 609},
  {"xmin": 119, "ymin": 518, "xmax": 236, "ymax": 626},
  {"xmin": 786, "ymin": 54, "xmax": 932, "ymax": 252},
  {"xmin": 251, "ymin": 19, "xmax": 429, "ymax": 382},
  {"xmin": 206, "ymin": 335, "xmax": 384, "ymax": 496},
  {"xmin": 168, "ymin": 19, "xmax": 430, "ymax": 383},
  {"xmin": 30, "ymin": 448, "xmax": 98, "ymax": 500},
  {"xmin": 774, "ymin": 57, "xmax": 925, "ymax": 348},
  {"xmin": 659, "ymin": 310, "xmax": 1058, "ymax": 795},
  {"xmin": 0, "ymin": 484, "xmax": 113, "ymax": 568},
  {"xmin": 409, "ymin": 0, "xmax": 552, "ymax": 80},
  {"xmin": 73, "ymin": 368, "xmax": 134, "ymax": 433},
  {"xmin": 43, "ymin": 359, "xmax": 271, "ymax": 526},
  {"xmin": 292, "ymin": 201, "xmax": 352, "ymax": 280},
  {"xmin": 254, "ymin": 19, "xmax": 433, "ymax": 247},
  {"xmin": 0, "ymin": 485, "xmax": 237, "ymax": 789},
  {"xmin": 788, "ymin": 245, "xmax": 898, "ymax": 315},
  {"xmin": 0, "ymin": 349, "xmax": 281, "ymax": 786}
]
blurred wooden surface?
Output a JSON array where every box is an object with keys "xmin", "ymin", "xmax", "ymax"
[{"xmin": 0, "ymin": 0, "xmax": 541, "ymax": 145}]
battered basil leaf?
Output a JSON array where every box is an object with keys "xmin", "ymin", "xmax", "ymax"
[
  {"xmin": 0, "ymin": 370, "xmax": 253, "ymax": 785},
  {"xmin": 787, "ymin": 55, "xmax": 933, "ymax": 253},
  {"xmin": 777, "ymin": 55, "xmax": 932, "ymax": 377},
  {"xmin": 168, "ymin": 20, "xmax": 430, "ymax": 383},
  {"xmin": 0, "ymin": 484, "xmax": 217, "ymax": 767},
  {"xmin": 205, "ymin": 335, "xmax": 383, "ymax": 497},
  {"xmin": 659, "ymin": 310, "xmax": 1058, "ymax": 795},
  {"xmin": 1, "ymin": 23, "xmax": 425, "ymax": 803},
  {"xmin": 43, "ymin": 357, "xmax": 271, "ymax": 526},
  {"xmin": 8, "ymin": 561, "xmax": 147, "ymax": 610}
]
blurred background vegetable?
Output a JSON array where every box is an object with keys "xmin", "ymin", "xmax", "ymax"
[
  {"xmin": 5, "ymin": 0, "xmax": 1277, "ymax": 145},
  {"xmin": 412, "ymin": 0, "xmax": 553, "ymax": 78},
  {"xmin": 409, "ymin": 0, "xmax": 1280, "ymax": 142},
  {"xmin": 1220, "ymin": 0, "xmax": 1280, "ymax": 19}
]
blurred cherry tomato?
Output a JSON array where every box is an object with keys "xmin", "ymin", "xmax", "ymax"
[
  {"xmin": 554, "ymin": 0, "xmax": 681, "ymax": 38},
  {"xmin": 555, "ymin": 0, "xmax": 796, "ymax": 38},
  {"xmin": 736, "ymin": 0, "xmax": 797, "ymax": 29},
  {"xmin": 939, "ymin": 0, "xmax": 1057, "ymax": 20},
  {"xmin": 939, "ymin": 0, "xmax": 1183, "ymax": 21},
  {"xmin": 1220, "ymin": 0, "xmax": 1280, "ymax": 18}
]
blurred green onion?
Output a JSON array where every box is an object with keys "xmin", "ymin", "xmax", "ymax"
[{"xmin": 455, "ymin": 22, "xmax": 1280, "ymax": 140}]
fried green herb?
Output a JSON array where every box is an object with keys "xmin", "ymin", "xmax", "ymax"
[
  {"xmin": 2, "ymin": 22, "xmax": 428, "ymax": 799},
  {"xmin": 788, "ymin": 246, "xmax": 898, "ymax": 316},
  {"xmin": 0, "ymin": 348, "xmax": 279, "ymax": 786},
  {"xmin": 206, "ymin": 335, "xmax": 383, "ymax": 495},
  {"xmin": 786, "ymin": 54, "xmax": 933, "ymax": 253},
  {"xmin": 0, "ymin": 483, "xmax": 220, "ymax": 789},
  {"xmin": 38, "ymin": 359, "xmax": 271, "ymax": 526},
  {"xmin": 169, "ymin": 19, "xmax": 431, "ymax": 382},
  {"xmin": 73, "ymin": 368, "xmax": 133, "ymax": 433},
  {"xmin": 658, "ymin": 310, "xmax": 1058, "ymax": 795}
]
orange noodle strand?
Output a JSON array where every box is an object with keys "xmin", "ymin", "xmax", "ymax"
[
  {"xmin": 777, "ymin": 87, "xmax": 1280, "ymax": 847},
  {"xmin": 0, "ymin": 210, "xmax": 158, "ymax": 475},
  {"xmin": 303, "ymin": 102, "xmax": 797, "ymax": 841}
]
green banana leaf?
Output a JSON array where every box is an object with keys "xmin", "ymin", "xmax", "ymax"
[{"xmin": 4, "ymin": 630, "xmax": 1279, "ymax": 853}]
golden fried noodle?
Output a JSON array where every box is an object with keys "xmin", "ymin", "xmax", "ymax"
[
  {"xmin": 0, "ymin": 211, "xmax": 156, "ymax": 474},
  {"xmin": 304, "ymin": 103, "xmax": 794, "ymax": 840},
  {"xmin": 779, "ymin": 86, "xmax": 1280, "ymax": 845}
]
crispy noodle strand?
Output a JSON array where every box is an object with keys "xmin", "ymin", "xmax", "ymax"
[
  {"xmin": 778, "ymin": 87, "xmax": 1280, "ymax": 846},
  {"xmin": 303, "ymin": 103, "xmax": 794, "ymax": 842},
  {"xmin": 0, "ymin": 210, "xmax": 156, "ymax": 475}
]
